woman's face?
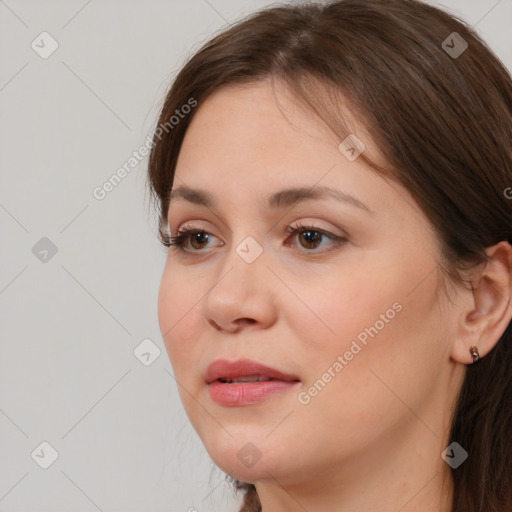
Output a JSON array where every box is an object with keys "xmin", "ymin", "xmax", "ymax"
[{"xmin": 158, "ymin": 81, "xmax": 464, "ymax": 489}]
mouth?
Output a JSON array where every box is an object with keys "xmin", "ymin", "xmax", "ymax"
[
  {"xmin": 217, "ymin": 375, "xmax": 284, "ymax": 384},
  {"xmin": 205, "ymin": 359, "xmax": 301, "ymax": 406},
  {"xmin": 205, "ymin": 358, "xmax": 300, "ymax": 384}
]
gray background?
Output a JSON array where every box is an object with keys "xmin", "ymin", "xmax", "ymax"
[{"xmin": 1, "ymin": 1, "xmax": 511, "ymax": 511}]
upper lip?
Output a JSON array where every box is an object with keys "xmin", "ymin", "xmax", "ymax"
[{"xmin": 205, "ymin": 358, "xmax": 300, "ymax": 384}]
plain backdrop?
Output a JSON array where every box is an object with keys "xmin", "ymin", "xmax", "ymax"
[{"xmin": 1, "ymin": 1, "xmax": 511, "ymax": 511}]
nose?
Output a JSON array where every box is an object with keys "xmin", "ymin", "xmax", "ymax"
[{"xmin": 202, "ymin": 249, "xmax": 278, "ymax": 334}]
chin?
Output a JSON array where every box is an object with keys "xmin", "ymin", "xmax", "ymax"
[{"xmin": 199, "ymin": 430, "xmax": 288, "ymax": 482}]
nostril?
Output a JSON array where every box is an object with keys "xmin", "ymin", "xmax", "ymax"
[
  {"xmin": 235, "ymin": 318, "xmax": 257, "ymax": 328},
  {"xmin": 209, "ymin": 319, "xmax": 222, "ymax": 331},
  {"xmin": 208, "ymin": 318, "xmax": 256, "ymax": 332}
]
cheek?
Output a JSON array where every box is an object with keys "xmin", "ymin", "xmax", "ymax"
[
  {"xmin": 288, "ymin": 260, "xmax": 444, "ymax": 440},
  {"xmin": 294, "ymin": 246, "xmax": 441, "ymax": 360},
  {"xmin": 157, "ymin": 263, "xmax": 204, "ymax": 378},
  {"xmin": 286, "ymin": 262, "xmax": 405, "ymax": 362}
]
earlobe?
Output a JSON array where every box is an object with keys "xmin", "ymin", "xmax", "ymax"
[{"xmin": 450, "ymin": 241, "xmax": 512, "ymax": 365}]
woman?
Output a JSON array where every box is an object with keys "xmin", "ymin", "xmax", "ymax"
[{"xmin": 147, "ymin": 1, "xmax": 512, "ymax": 510}]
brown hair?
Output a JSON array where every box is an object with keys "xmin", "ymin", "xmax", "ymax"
[{"xmin": 146, "ymin": 1, "xmax": 512, "ymax": 510}]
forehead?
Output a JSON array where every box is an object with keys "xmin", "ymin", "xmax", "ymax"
[
  {"xmin": 176, "ymin": 81, "xmax": 379, "ymax": 180},
  {"xmin": 171, "ymin": 80, "xmax": 418, "ymax": 228}
]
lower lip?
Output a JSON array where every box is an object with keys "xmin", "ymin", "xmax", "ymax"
[{"xmin": 208, "ymin": 380, "xmax": 300, "ymax": 406}]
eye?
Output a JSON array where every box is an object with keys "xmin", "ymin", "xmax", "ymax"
[
  {"xmin": 285, "ymin": 222, "xmax": 348, "ymax": 252},
  {"xmin": 163, "ymin": 225, "xmax": 223, "ymax": 252},
  {"xmin": 161, "ymin": 222, "xmax": 348, "ymax": 255}
]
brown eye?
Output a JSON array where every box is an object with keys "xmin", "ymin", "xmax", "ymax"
[
  {"xmin": 285, "ymin": 223, "xmax": 348, "ymax": 253},
  {"xmin": 168, "ymin": 228, "xmax": 219, "ymax": 251},
  {"xmin": 298, "ymin": 230, "xmax": 322, "ymax": 249},
  {"xmin": 190, "ymin": 232, "xmax": 209, "ymax": 249}
]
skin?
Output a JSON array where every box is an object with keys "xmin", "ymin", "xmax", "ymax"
[{"xmin": 157, "ymin": 79, "xmax": 512, "ymax": 512}]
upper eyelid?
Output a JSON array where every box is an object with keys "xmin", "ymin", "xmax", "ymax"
[
  {"xmin": 171, "ymin": 218, "xmax": 345, "ymax": 235},
  {"xmin": 171, "ymin": 225, "xmax": 333, "ymax": 239}
]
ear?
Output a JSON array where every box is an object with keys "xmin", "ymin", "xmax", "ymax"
[{"xmin": 451, "ymin": 241, "xmax": 512, "ymax": 365}]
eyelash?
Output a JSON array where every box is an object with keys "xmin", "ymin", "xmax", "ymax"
[{"xmin": 162, "ymin": 222, "xmax": 347, "ymax": 254}]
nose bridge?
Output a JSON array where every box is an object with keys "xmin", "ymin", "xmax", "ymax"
[
  {"xmin": 215, "ymin": 217, "xmax": 267, "ymax": 276},
  {"xmin": 202, "ymin": 232, "xmax": 276, "ymax": 330},
  {"xmin": 211, "ymin": 233, "xmax": 267, "ymax": 301}
]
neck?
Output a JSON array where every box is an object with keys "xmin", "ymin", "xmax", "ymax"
[{"xmin": 255, "ymin": 421, "xmax": 454, "ymax": 512}]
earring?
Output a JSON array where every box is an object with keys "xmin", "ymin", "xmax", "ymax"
[{"xmin": 469, "ymin": 346, "xmax": 480, "ymax": 363}]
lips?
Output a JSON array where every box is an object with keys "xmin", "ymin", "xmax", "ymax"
[
  {"xmin": 205, "ymin": 358, "xmax": 300, "ymax": 384},
  {"xmin": 206, "ymin": 358, "xmax": 301, "ymax": 406}
]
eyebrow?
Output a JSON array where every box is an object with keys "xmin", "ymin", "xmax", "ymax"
[{"xmin": 168, "ymin": 185, "xmax": 374, "ymax": 215}]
